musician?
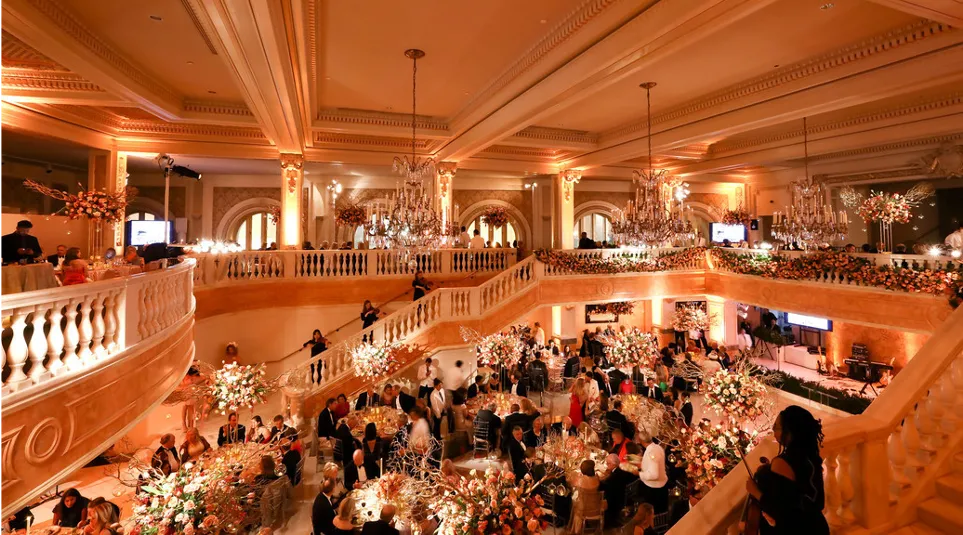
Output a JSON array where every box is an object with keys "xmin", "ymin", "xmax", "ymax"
[
  {"xmin": 217, "ymin": 412, "xmax": 246, "ymax": 447},
  {"xmin": 412, "ymin": 271, "xmax": 432, "ymax": 301}
]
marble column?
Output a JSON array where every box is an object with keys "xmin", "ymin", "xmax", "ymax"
[
  {"xmin": 87, "ymin": 149, "xmax": 127, "ymax": 256},
  {"xmin": 436, "ymin": 162, "xmax": 457, "ymax": 230},
  {"xmin": 279, "ymin": 154, "xmax": 304, "ymax": 249},
  {"xmin": 554, "ymin": 169, "xmax": 581, "ymax": 249}
]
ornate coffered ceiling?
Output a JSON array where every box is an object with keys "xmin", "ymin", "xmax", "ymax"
[{"xmin": 2, "ymin": 0, "xmax": 962, "ymax": 182}]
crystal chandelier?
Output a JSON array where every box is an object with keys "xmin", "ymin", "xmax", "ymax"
[
  {"xmin": 771, "ymin": 117, "xmax": 848, "ymax": 249},
  {"xmin": 613, "ymin": 82, "xmax": 694, "ymax": 247},
  {"xmin": 365, "ymin": 49, "xmax": 445, "ymax": 251}
]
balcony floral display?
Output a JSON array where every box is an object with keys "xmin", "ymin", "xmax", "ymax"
[
  {"xmin": 351, "ymin": 341, "xmax": 412, "ymax": 380},
  {"xmin": 336, "ymin": 205, "xmax": 368, "ymax": 227},
  {"xmin": 209, "ymin": 362, "xmax": 276, "ymax": 415},
  {"xmin": 601, "ymin": 301, "xmax": 635, "ymax": 316},
  {"xmin": 533, "ymin": 246, "xmax": 706, "ymax": 274},
  {"xmin": 721, "ymin": 207, "xmax": 752, "ymax": 227},
  {"xmin": 598, "ymin": 328, "xmax": 660, "ymax": 369},
  {"xmin": 671, "ymin": 304, "xmax": 714, "ymax": 332},
  {"xmin": 23, "ymin": 179, "xmax": 137, "ymax": 223},
  {"xmin": 481, "ymin": 205, "xmax": 510, "ymax": 229}
]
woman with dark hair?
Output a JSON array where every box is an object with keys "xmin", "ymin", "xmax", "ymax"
[
  {"xmin": 333, "ymin": 393, "xmax": 350, "ymax": 421},
  {"xmin": 60, "ymin": 247, "xmax": 88, "ymax": 286},
  {"xmin": 53, "ymin": 488, "xmax": 89, "ymax": 527},
  {"xmin": 361, "ymin": 422, "xmax": 383, "ymax": 468},
  {"xmin": 360, "ymin": 300, "xmax": 381, "ymax": 342},
  {"xmin": 303, "ymin": 329, "xmax": 329, "ymax": 383},
  {"xmin": 746, "ymin": 405, "xmax": 830, "ymax": 535}
]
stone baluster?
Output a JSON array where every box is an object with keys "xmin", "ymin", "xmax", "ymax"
[
  {"xmin": 149, "ymin": 280, "xmax": 163, "ymax": 334},
  {"xmin": 102, "ymin": 293, "xmax": 117, "ymax": 353},
  {"xmin": 824, "ymin": 451, "xmax": 843, "ymax": 528},
  {"xmin": 90, "ymin": 292, "xmax": 107, "ymax": 358},
  {"xmin": 5, "ymin": 308, "xmax": 30, "ymax": 390},
  {"xmin": 901, "ymin": 410, "xmax": 924, "ymax": 483},
  {"xmin": 77, "ymin": 295, "xmax": 95, "ymax": 366},
  {"xmin": 837, "ymin": 449, "xmax": 856, "ymax": 525},
  {"xmin": 928, "ymin": 380, "xmax": 951, "ymax": 439},
  {"xmin": 915, "ymin": 394, "xmax": 939, "ymax": 452},
  {"xmin": 139, "ymin": 285, "xmax": 152, "ymax": 338},
  {"xmin": 27, "ymin": 305, "xmax": 50, "ymax": 383},
  {"xmin": 62, "ymin": 298, "xmax": 82, "ymax": 370},
  {"xmin": 46, "ymin": 300, "xmax": 66, "ymax": 376},
  {"xmin": 888, "ymin": 424, "xmax": 910, "ymax": 500}
]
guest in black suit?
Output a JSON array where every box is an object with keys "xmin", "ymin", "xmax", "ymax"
[
  {"xmin": 501, "ymin": 404, "xmax": 528, "ymax": 453},
  {"xmin": 392, "ymin": 386, "xmax": 416, "ymax": 414},
  {"xmin": 467, "ymin": 375, "xmax": 483, "ymax": 399},
  {"xmin": 589, "ymin": 336, "xmax": 604, "ymax": 359},
  {"xmin": 506, "ymin": 373, "xmax": 527, "ymax": 397},
  {"xmin": 680, "ymin": 391, "xmax": 694, "ymax": 427},
  {"xmin": 317, "ymin": 398, "xmax": 338, "ymax": 439},
  {"xmin": 594, "ymin": 369, "xmax": 613, "ymax": 398},
  {"xmin": 605, "ymin": 400, "xmax": 628, "ymax": 435},
  {"xmin": 355, "ymin": 385, "xmax": 381, "ymax": 410},
  {"xmin": 387, "ymin": 413, "xmax": 411, "ymax": 473},
  {"xmin": 280, "ymin": 439, "xmax": 302, "ymax": 485},
  {"xmin": 1, "ymin": 220, "xmax": 42, "ymax": 264},
  {"xmin": 151, "ymin": 433, "xmax": 181, "ymax": 476},
  {"xmin": 529, "ymin": 353, "xmax": 548, "ymax": 392},
  {"xmin": 344, "ymin": 449, "xmax": 381, "ymax": 490},
  {"xmin": 217, "ymin": 412, "xmax": 246, "ymax": 447},
  {"xmin": 312, "ymin": 479, "xmax": 336, "ymax": 535},
  {"xmin": 361, "ymin": 504, "xmax": 400, "ymax": 535},
  {"xmin": 524, "ymin": 417, "xmax": 549, "ymax": 448},
  {"xmin": 577, "ymin": 232, "xmax": 597, "ymax": 249},
  {"xmin": 564, "ymin": 353, "xmax": 581, "ymax": 378},
  {"xmin": 335, "ymin": 417, "xmax": 360, "ymax": 463},
  {"xmin": 609, "ymin": 368, "xmax": 627, "ymax": 394},
  {"xmin": 643, "ymin": 378, "xmax": 663, "ymax": 402},
  {"xmin": 551, "ymin": 416, "xmax": 579, "ymax": 438},
  {"xmin": 600, "ymin": 453, "xmax": 638, "ymax": 527},
  {"xmin": 46, "ymin": 244, "xmax": 67, "ymax": 268},
  {"xmin": 506, "ymin": 426, "xmax": 530, "ymax": 482},
  {"xmin": 474, "ymin": 403, "xmax": 501, "ymax": 450}
]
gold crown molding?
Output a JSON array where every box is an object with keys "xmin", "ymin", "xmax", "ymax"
[
  {"xmin": 22, "ymin": 0, "xmax": 180, "ymax": 103},
  {"xmin": 315, "ymin": 108, "xmax": 449, "ymax": 133},
  {"xmin": 601, "ymin": 20, "xmax": 954, "ymax": 144},
  {"xmin": 820, "ymin": 167, "xmax": 925, "ymax": 185},
  {"xmin": 312, "ymin": 131, "xmax": 432, "ymax": 149},
  {"xmin": 711, "ymin": 92, "xmax": 963, "ymax": 155},
  {"xmin": 462, "ymin": 0, "xmax": 621, "ymax": 115},
  {"xmin": 178, "ymin": 0, "xmax": 218, "ymax": 55},
  {"xmin": 807, "ymin": 132, "xmax": 963, "ymax": 163},
  {"xmin": 183, "ymin": 100, "xmax": 254, "ymax": 118},
  {"xmin": 46, "ymin": 103, "xmax": 121, "ymax": 128},
  {"xmin": 39, "ymin": 104, "xmax": 268, "ymax": 141},
  {"xmin": 477, "ymin": 145, "xmax": 568, "ymax": 159},
  {"xmin": 512, "ymin": 126, "xmax": 598, "ymax": 145},
  {"xmin": 307, "ymin": 0, "xmax": 317, "ymax": 99},
  {"xmin": 1, "ymin": 30, "xmax": 62, "ymax": 70},
  {"xmin": 1, "ymin": 69, "xmax": 105, "ymax": 93}
]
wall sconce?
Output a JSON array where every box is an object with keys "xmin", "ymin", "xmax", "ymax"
[{"xmin": 327, "ymin": 179, "xmax": 343, "ymax": 209}]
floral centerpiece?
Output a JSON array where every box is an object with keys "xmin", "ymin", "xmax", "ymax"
[
  {"xmin": 841, "ymin": 183, "xmax": 934, "ymax": 224},
  {"xmin": 352, "ymin": 472, "xmax": 425, "ymax": 527},
  {"xmin": 533, "ymin": 247, "xmax": 706, "ymax": 275},
  {"xmin": 336, "ymin": 205, "xmax": 368, "ymax": 227},
  {"xmin": 601, "ymin": 301, "xmax": 634, "ymax": 316},
  {"xmin": 476, "ymin": 332, "xmax": 524, "ymax": 369},
  {"xmin": 23, "ymin": 179, "xmax": 136, "ymax": 223},
  {"xmin": 209, "ymin": 362, "xmax": 275, "ymax": 415},
  {"xmin": 481, "ymin": 206, "xmax": 510, "ymax": 229},
  {"xmin": 671, "ymin": 304, "xmax": 713, "ymax": 332},
  {"xmin": 678, "ymin": 419, "xmax": 759, "ymax": 494},
  {"xmin": 432, "ymin": 468, "xmax": 548, "ymax": 534},
  {"xmin": 722, "ymin": 207, "xmax": 752, "ymax": 227},
  {"xmin": 597, "ymin": 328, "xmax": 660, "ymax": 369},
  {"xmin": 703, "ymin": 369, "xmax": 769, "ymax": 423},
  {"xmin": 534, "ymin": 434, "xmax": 607, "ymax": 477},
  {"xmin": 351, "ymin": 341, "xmax": 409, "ymax": 380}
]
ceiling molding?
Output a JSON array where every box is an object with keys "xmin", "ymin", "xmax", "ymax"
[
  {"xmin": 507, "ymin": 126, "xmax": 598, "ymax": 150},
  {"xmin": 1, "ymin": 29, "xmax": 61, "ymax": 70},
  {"xmin": 1, "ymin": 68, "xmax": 104, "ymax": 93},
  {"xmin": 315, "ymin": 108, "xmax": 449, "ymax": 134},
  {"xmin": 178, "ymin": 0, "xmax": 218, "ymax": 55},
  {"xmin": 182, "ymin": 100, "xmax": 254, "ymax": 119},
  {"xmin": 868, "ymin": 0, "xmax": 963, "ymax": 27},
  {"xmin": 312, "ymin": 131, "xmax": 432, "ymax": 151},
  {"xmin": 820, "ymin": 166, "xmax": 926, "ymax": 185},
  {"xmin": 808, "ymin": 132, "xmax": 963, "ymax": 163}
]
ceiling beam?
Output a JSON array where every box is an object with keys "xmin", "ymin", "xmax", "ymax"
[
  {"xmin": 0, "ymin": 89, "xmax": 131, "ymax": 107},
  {"xmin": 433, "ymin": 0, "xmax": 778, "ymax": 163},
  {"xmin": 1, "ymin": 101, "xmax": 114, "ymax": 150},
  {"xmin": 868, "ymin": 0, "xmax": 963, "ymax": 26}
]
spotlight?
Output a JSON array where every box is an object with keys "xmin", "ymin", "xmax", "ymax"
[
  {"xmin": 172, "ymin": 165, "xmax": 202, "ymax": 180},
  {"xmin": 952, "ymin": 250, "xmax": 961, "ymax": 259},
  {"xmin": 928, "ymin": 246, "xmax": 943, "ymax": 257}
]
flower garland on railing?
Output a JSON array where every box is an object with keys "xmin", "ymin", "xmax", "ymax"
[
  {"xmin": 481, "ymin": 205, "xmax": 510, "ymax": 229},
  {"xmin": 678, "ymin": 419, "xmax": 760, "ymax": 495},
  {"xmin": 709, "ymin": 248, "xmax": 963, "ymax": 300},
  {"xmin": 533, "ymin": 247, "xmax": 707, "ymax": 274},
  {"xmin": 351, "ymin": 341, "xmax": 411, "ymax": 380},
  {"xmin": 601, "ymin": 301, "xmax": 635, "ymax": 316},
  {"xmin": 598, "ymin": 328, "xmax": 660, "ymax": 369},
  {"xmin": 23, "ymin": 179, "xmax": 137, "ymax": 223},
  {"xmin": 432, "ymin": 468, "xmax": 548, "ymax": 534},
  {"xmin": 721, "ymin": 207, "xmax": 752, "ymax": 227},
  {"xmin": 336, "ymin": 205, "xmax": 368, "ymax": 227},
  {"xmin": 703, "ymin": 369, "xmax": 769, "ymax": 423},
  {"xmin": 841, "ymin": 183, "xmax": 934, "ymax": 224},
  {"xmin": 671, "ymin": 304, "xmax": 714, "ymax": 332},
  {"xmin": 209, "ymin": 362, "xmax": 276, "ymax": 415}
]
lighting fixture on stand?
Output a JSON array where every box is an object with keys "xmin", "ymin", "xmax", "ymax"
[
  {"xmin": 364, "ymin": 49, "xmax": 446, "ymax": 252},
  {"xmin": 612, "ymin": 82, "xmax": 694, "ymax": 247},
  {"xmin": 771, "ymin": 117, "xmax": 848, "ymax": 249}
]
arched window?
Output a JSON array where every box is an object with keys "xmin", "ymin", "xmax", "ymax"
[
  {"xmin": 126, "ymin": 212, "xmax": 158, "ymax": 221},
  {"xmin": 234, "ymin": 212, "xmax": 278, "ymax": 250},
  {"xmin": 465, "ymin": 218, "xmax": 516, "ymax": 248},
  {"xmin": 574, "ymin": 212, "xmax": 613, "ymax": 244}
]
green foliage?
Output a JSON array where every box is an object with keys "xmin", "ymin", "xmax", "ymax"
[{"xmin": 769, "ymin": 371, "xmax": 871, "ymax": 415}]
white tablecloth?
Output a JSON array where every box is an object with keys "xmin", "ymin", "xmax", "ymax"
[{"xmin": 1, "ymin": 263, "xmax": 59, "ymax": 294}]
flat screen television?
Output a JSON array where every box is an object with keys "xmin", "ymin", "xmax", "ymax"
[
  {"xmin": 710, "ymin": 222, "xmax": 746, "ymax": 243},
  {"xmin": 786, "ymin": 312, "xmax": 832, "ymax": 331},
  {"xmin": 128, "ymin": 220, "xmax": 170, "ymax": 246}
]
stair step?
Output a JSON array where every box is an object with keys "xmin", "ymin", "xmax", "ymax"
[
  {"xmin": 891, "ymin": 522, "xmax": 947, "ymax": 535},
  {"xmin": 918, "ymin": 497, "xmax": 963, "ymax": 534},
  {"xmin": 936, "ymin": 473, "xmax": 963, "ymax": 504}
]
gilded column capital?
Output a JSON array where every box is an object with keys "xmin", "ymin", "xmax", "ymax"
[{"xmin": 280, "ymin": 153, "xmax": 304, "ymax": 194}]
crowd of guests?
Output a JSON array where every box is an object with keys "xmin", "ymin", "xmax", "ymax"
[{"xmin": 3, "ymin": 488, "xmax": 123, "ymax": 534}]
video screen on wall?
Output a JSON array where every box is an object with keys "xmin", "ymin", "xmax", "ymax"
[
  {"xmin": 129, "ymin": 220, "xmax": 169, "ymax": 246},
  {"xmin": 786, "ymin": 312, "xmax": 832, "ymax": 331},
  {"xmin": 710, "ymin": 222, "xmax": 746, "ymax": 243}
]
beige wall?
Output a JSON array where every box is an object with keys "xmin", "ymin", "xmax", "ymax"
[{"xmin": 1, "ymin": 214, "xmax": 89, "ymax": 257}]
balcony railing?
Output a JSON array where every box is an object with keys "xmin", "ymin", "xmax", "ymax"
[{"xmin": 192, "ymin": 247, "xmax": 517, "ymax": 286}]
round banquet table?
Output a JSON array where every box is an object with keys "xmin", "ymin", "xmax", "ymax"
[
  {"xmin": 466, "ymin": 392, "xmax": 544, "ymax": 419},
  {"xmin": 349, "ymin": 406, "xmax": 404, "ymax": 439},
  {"xmin": 1, "ymin": 263, "xmax": 59, "ymax": 294},
  {"xmin": 88, "ymin": 264, "xmax": 143, "ymax": 281}
]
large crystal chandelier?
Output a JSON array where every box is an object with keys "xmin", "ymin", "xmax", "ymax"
[
  {"xmin": 365, "ymin": 49, "xmax": 444, "ymax": 250},
  {"xmin": 613, "ymin": 82, "xmax": 694, "ymax": 247},
  {"xmin": 771, "ymin": 117, "xmax": 848, "ymax": 249}
]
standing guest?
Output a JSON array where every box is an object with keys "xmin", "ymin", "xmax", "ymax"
[
  {"xmin": 429, "ymin": 379, "xmax": 451, "ymax": 438},
  {"xmin": 507, "ymin": 426, "xmax": 530, "ymax": 482},
  {"xmin": 355, "ymin": 384, "xmax": 381, "ymax": 410},
  {"xmin": 680, "ymin": 391, "xmax": 694, "ymax": 427},
  {"xmin": 224, "ymin": 342, "xmax": 239, "ymax": 365},
  {"xmin": 417, "ymin": 358, "xmax": 437, "ymax": 399},
  {"xmin": 304, "ymin": 329, "xmax": 329, "ymax": 383},
  {"xmin": 331, "ymin": 497, "xmax": 356, "ymax": 535},
  {"xmin": 217, "ymin": 412, "xmax": 246, "ymax": 447},
  {"xmin": 345, "ymin": 449, "xmax": 380, "ymax": 490},
  {"xmin": 302, "ymin": 241, "xmax": 314, "ymax": 250},
  {"xmin": 2, "ymin": 220, "xmax": 42, "ymax": 264},
  {"xmin": 577, "ymin": 231, "xmax": 596, "ymax": 250},
  {"xmin": 333, "ymin": 394, "xmax": 351, "ymax": 421},
  {"xmin": 737, "ymin": 326, "xmax": 754, "ymax": 351},
  {"xmin": 745, "ymin": 406, "xmax": 830, "ymax": 535},
  {"xmin": 639, "ymin": 432, "xmax": 669, "ymax": 513},
  {"xmin": 361, "ymin": 504, "xmax": 400, "ymax": 535},
  {"xmin": 248, "ymin": 415, "xmax": 271, "ymax": 443},
  {"xmin": 469, "ymin": 229, "xmax": 486, "ymax": 249},
  {"xmin": 408, "ymin": 407, "xmax": 432, "ymax": 455},
  {"xmin": 412, "ymin": 271, "xmax": 431, "ymax": 301},
  {"xmin": 179, "ymin": 427, "xmax": 211, "ymax": 463},
  {"xmin": 280, "ymin": 439, "xmax": 302, "ymax": 485},
  {"xmin": 335, "ymin": 416, "xmax": 361, "ymax": 463},
  {"xmin": 945, "ymin": 221, "xmax": 963, "ymax": 249},
  {"xmin": 61, "ymin": 247, "xmax": 88, "ymax": 286},
  {"xmin": 568, "ymin": 378, "xmax": 586, "ymax": 427},
  {"xmin": 362, "ymin": 422, "xmax": 384, "ymax": 467},
  {"xmin": 268, "ymin": 414, "xmax": 293, "ymax": 443},
  {"xmin": 601, "ymin": 453, "xmax": 638, "ymax": 528},
  {"xmin": 317, "ymin": 398, "xmax": 338, "ymax": 439},
  {"xmin": 312, "ymin": 478, "xmax": 337, "ymax": 535},
  {"xmin": 151, "ymin": 433, "xmax": 181, "ymax": 475},
  {"xmin": 458, "ymin": 226, "xmax": 470, "ymax": 248},
  {"xmin": 533, "ymin": 322, "xmax": 546, "ymax": 347},
  {"xmin": 53, "ymin": 488, "xmax": 89, "ymax": 527},
  {"xmin": 446, "ymin": 359, "xmax": 469, "ymax": 392},
  {"xmin": 47, "ymin": 244, "xmax": 67, "ymax": 268}
]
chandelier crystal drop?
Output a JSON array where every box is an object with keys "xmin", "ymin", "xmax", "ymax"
[
  {"xmin": 613, "ymin": 82, "xmax": 694, "ymax": 247},
  {"xmin": 365, "ymin": 49, "xmax": 446, "ymax": 252},
  {"xmin": 771, "ymin": 117, "xmax": 848, "ymax": 249}
]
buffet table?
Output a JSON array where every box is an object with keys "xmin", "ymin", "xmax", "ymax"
[{"xmin": 1, "ymin": 263, "xmax": 59, "ymax": 294}]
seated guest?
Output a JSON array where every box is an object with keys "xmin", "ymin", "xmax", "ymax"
[
  {"xmin": 321, "ymin": 462, "xmax": 347, "ymax": 507},
  {"xmin": 248, "ymin": 415, "xmax": 271, "ymax": 443},
  {"xmin": 312, "ymin": 478, "xmax": 337, "ymax": 535},
  {"xmin": 643, "ymin": 378, "xmax": 663, "ymax": 402},
  {"xmin": 83, "ymin": 497, "xmax": 121, "ymax": 528},
  {"xmin": 392, "ymin": 385, "xmax": 417, "ymax": 413},
  {"xmin": 486, "ymin": 373, "xmax": 500, "ymax": 393},
  {"xmin": 123, "ymin": 245, "xmax": 144, "ymax": 266},
  {"xmin": 506, "ymin": 372, "xmax": 527, "ymax": 397},
  {"xmin": 381, "ymin": 383, "xmax": 395, "ymax": 406},
  {"xmin": 317, "ymin": 398, "xmax": 338, "ymax": 439},
  {"xmin": 525, "ymin": 417, "xmax": 549, "ymax": 448},
  {"xmin": 387, "ymin": 413, "xmax": 411, "ymax": 472},
  {"xmin": 345, "ymin": 449, "xmax": 381, "ymax": 490},
  {"xmin": 355, "ymin": 385, "xmax": 380, "ymax": 410},
  {"xmin": 506, "ymin": 426, "xmax": 530, "ymax": 482},
  {"xmin": 84, "ymin": 501, "xmax": 119, "ymax": 535},
  {"xmin": 605, "ymin": 400, "xmax": 628, "ymax": 436},
  {"xmin": 362, "ymin": 422, "xmax": 384, "ymax": 466},
  {"xmin": 552, "ymin": 416, "xmax": 579, "ymax": 438},
  {"xmin": 254, "ymin": 455, "xmax": 281, "ymax": 485},
  {"xmin": 520, "ymin": 397, "xmax": 541, "ymax": 423},
  {"xmin": 609, "ymin": 428, "xmax": 641, "ymax": 462},
  {"xmin": 407, "ymin": 406, "xmax": 432, "ymax": 455},
  {"xmin": 47, "ymin": 244, "xmax": 67, "ymax": 268},
  {"xmin": 529, "ymin": 352, "xmax": 548, "ymax": 392},
  {"xmin": 151, "ymin": 433, "xmax": 181, "ymax": 475},
  {"xmin": 53, "ymin": 488, "xmax": 89, "ymax": 527},
  {"xmin": 335, "ymin": 416, "xmax": 361, "ymax": 463},
  {"xmin": 280, "ymin": 439, "xmax": 302, "ymax": 485},
  {"xmin": 331, "ymin": 496, "xmax": 356, "ymax": 535},
  {"xmin": 474, "ymin": 402, "xmax": 501, "ymax": 450},
  {"xmin": 217, "ymin": 412, "xmax": 246, "ymax": 447},
  {"xmin": 467, "ymin": 375, "xmax": 484, "ymax": 398},
  {"xmin": 564, "ymin": 351, "xmax": 581, "ymax": 378},
  {"xmin": 180, "ymin": 427, "xmax": 211, "ymax": 463},
  {"xmin": 440, "ymin": 459, "xmax": 461, "ymax": 484},
  {"xmin": 268, "ymin": 414, "xmax": 293, "ymax": 443},
  {"xmin": 501, "ymin": 403, "xmax": 527, "ymax": 453},
  {"xmin": 333, "ymin": 394, "xmax": 351, "ymax": 421},
  {"xmin": 601, "ymin": 454, "xmax": 637, "ymax": 528},
  {"xmin": 631, "ymin": 503, "xmax": 658, "ymax": 535},
  {"xmin": 4, "ymin": 506, "xmax": 34, "ymax": 532},
  {"xmin": 567, "ymin": 460, "xmax": 602, "ymax": 533},
  {"xmin": 61, "ymin": 247, "xmax": 88, "ymax": 286},
  {"xmin": 361, "ymin": 504, "xmax": 400, "ymax": 535}
]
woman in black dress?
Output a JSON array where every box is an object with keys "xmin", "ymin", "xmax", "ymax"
[
  {"xmin": 412, "ymin": 271, "xmax": 431, "ymax": 301},
  {"xmin": 362, "ymin": 422, "xmax": 383, "ymax": 467},
  {"xmin": 746, "ymin": 405, "xmax": 830, "ymax": 535},
  {"xmin": 360, "ymin": 300, "xmax": 381, "ymax": 342},
  {"xmin": 303, "ymin": 329, "xmax": 329, "ymax": 383}
]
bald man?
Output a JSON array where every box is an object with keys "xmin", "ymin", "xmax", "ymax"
[
  {"xmin": 600, "ymin": 453, "xmax": 637, "ymax": 528},
  {"xmin": 344, "ymin": 449, "xmax": 380, "ymax": 490},
  {"xmin": 361, "ymin": 503, "xmax": 400, "ymax": 535}
]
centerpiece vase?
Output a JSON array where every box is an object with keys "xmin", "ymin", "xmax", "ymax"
[{"xmin": 878, "ymin": 221, "xmax": 893, "ymax": 252}]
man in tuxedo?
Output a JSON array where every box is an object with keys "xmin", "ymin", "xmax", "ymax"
[
  {"xmin": 335, "ymin": 416, "xmax": 360, "ymax": 463},
  {"xmin": 501, "ymin": 403, "xmax": 528, "ymax": 453},
  {"xmin": 524, "ymin": 417, "xmax": 549, "ymax": 448},
  {"xmin": 392, "ymin": 385, "xmax": 416, "ymax": 413},
  {"xmin": 594, "ymin": 369, "xmax": 612, "ymax": 398},
  {"xmin": 387, "ymin": 413, "xmax": 411, "ymax": 472},
  {"xmin": 429, "ymin": 379, "xmax": 451, "ymax": 438},
  {"xmin": 280, "ymin": 439, "xmax": 302, "ymax": 485},
  {"xmin": 269, "ymin": 414, "xmax": 294, "ymax": 443},
  {"xmin": 474, "ymin": 402, "xmax": 501, "ymax": 450},
  {"xmin": 577, "ymin": 231, "xmax": 597, "ymax": 250},
  {"xmin": 605, "ymin": 400, "xmax": 628, "ymax": 436},
  {"xmin": 217, "ymin": 412, "xmax": 246, "ymax": 447},
  {"xmin": 355, "ymin": 385, "xmax": 380, "ymax": 410},
  {"xmin": 506, "ymin": 372, "xmax": 527, "ymax": 397},
  {"xmin": 506, "ymin": 426, "xmax": 530, "ymax": 482},
  {"xmin": 467, "ymin": 375, "xmax": 483, "ymax": 399},
  {"xmin": 417, "ymin": 357, "xmax": 437, "ymax": 399},
  {"xmin": 361, "ymin": 504, "xmax": 400, "ymax": 535},
  {"xmin": 46, "ymin": 244, "xmax": 67, "ymax": 268},
  {"xmin": 151, "ymin": 433, "xmax": 180, "ymax": 476},
  {"xmin": 680, "ymin": 391, "xmax": 694, "ymax": 427},
  {"xmin": 317, "ymin": 398, "xmax": 337, "ymax": 439},
  {"xmin": 1, "ymin": 220, "xmax": 43, "ymax": 264},
  {"xmin": 312, "ymin": 478, "xmax": 336, "ymax": 535},
  {"xmin": 344, "ymin": 449, "xmax": 380, "ymax": 490},
  {"xmin": 608, "ymin": 367, "xmax": 627, "ymax": 393},
  {"xmin": 564, "ymin": 352, "xmax": 580, "ymax": 378},
  {"xmin": 529, "ymin": 353, "xmax": 548, "ymax": 392},
  {"xmin": 551, "ymin": 416, "xmax": 578, "ymax": 438},
  {"xmin": 643, "ymin": 378, "xmax": 663, "ymax": 402},
  {"xmin": 600, "ymin": 453, "xmax": 638, "ymax": 528}
]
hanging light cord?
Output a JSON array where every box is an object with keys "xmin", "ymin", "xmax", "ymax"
[
  {"xmin": 803, "ymin": 116, "xmax": 809, "ymax": 179},
  {"xmin": 411, "ymin": 55, "xmax": 417, "ymax": 162},
  {"xmin": 646, "ymin": 85, "xmax": 653, "ymax": 179}
]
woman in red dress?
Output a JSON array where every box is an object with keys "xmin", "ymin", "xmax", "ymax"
[
  {"xmin": 568, "ymin": 377, "xmax": 585, "ymax": 427},
  {"xmin": 60, "ymin": 247, "xmax": 88, "ymax": 286}
]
